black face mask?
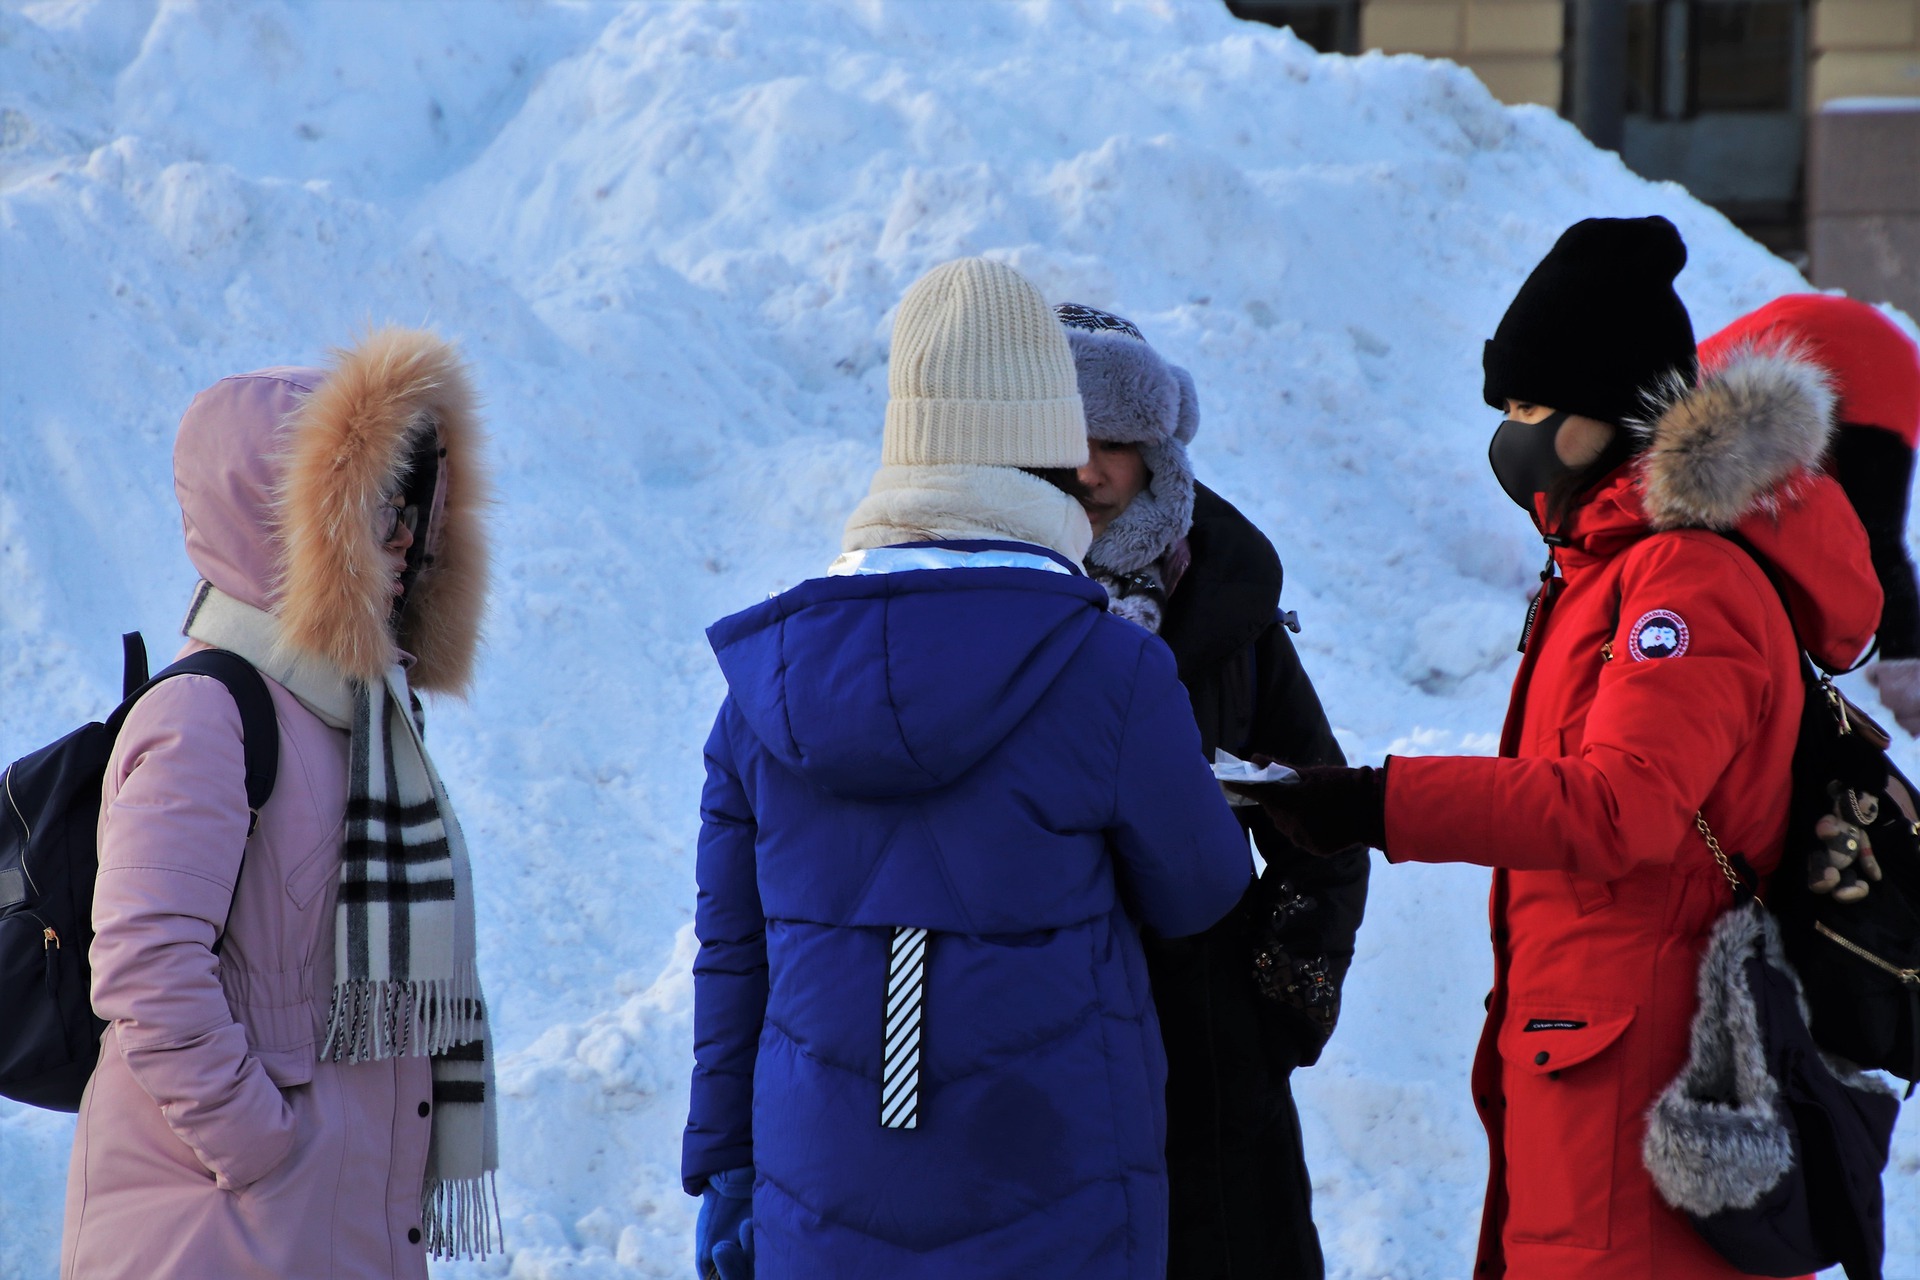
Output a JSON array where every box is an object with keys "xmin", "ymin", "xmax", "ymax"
[{"xmin": 1488, "ymin": 409, "xmax": 1572, "ymax": 515}]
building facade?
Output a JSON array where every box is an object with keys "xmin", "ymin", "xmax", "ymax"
[{"xmin": 1228, "ymin": 1, "xmax": 1919, "ymax": 312}]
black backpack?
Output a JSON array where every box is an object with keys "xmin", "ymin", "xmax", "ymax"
[
  {"xmin": 1725, "ymin": 535, "xmax": 1920, "ymax": 1091},
  {"xmin": 0, "ymin": 635, "xmax": 277, "ymax": 1112}
]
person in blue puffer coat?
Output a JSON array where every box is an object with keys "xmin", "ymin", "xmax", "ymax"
[{"xmin": 682, "ymin": 257, "xmax": 1254, "ymax": 1280}]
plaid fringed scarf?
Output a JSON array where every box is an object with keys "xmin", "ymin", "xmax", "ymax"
[
  {"xmin": 332, "ymin": 667, "xmax": 500, "ymax": 1257},
  {"xmin": 184, "ymin": 584, "xmax": 500, "ymax": 1259}
]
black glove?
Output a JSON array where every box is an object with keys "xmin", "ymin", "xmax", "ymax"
[{"xmin": 1226, "ymin": 763, "xmax": 1387, "ymax": 857}]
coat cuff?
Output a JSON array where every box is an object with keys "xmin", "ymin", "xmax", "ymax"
[
  {"xmin": 1382, "ymin": 755, "xmax": 1498, "ymax": 865},
  {"xmin": 705, "ymin": 1166, "xmax": 755, "ymax": 1199}
]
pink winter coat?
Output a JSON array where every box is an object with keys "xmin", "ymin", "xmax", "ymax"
[
  {"xmin": 63, "ymin": 335, "xmax": 491, "ymax": 1279},
  {"xmin": 64, "ymin": 663, "xmax": 435, "ymax": 1280}
]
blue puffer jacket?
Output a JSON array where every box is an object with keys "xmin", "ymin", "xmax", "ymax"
[{"xmin": 683, "ymin": 544, "xmax": 1252, "ymax": 1279}]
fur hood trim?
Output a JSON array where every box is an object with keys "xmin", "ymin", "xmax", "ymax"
[
  {"xmin": 1635, "ymin": 345, "xmax": 1836, "ymax": 532},
  {"xmin": 275, "ymin": 328, "xmax": 491, "ymax": 694}
]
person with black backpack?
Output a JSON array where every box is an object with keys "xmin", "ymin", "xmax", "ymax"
[
  {"xmin": 57, "ymin": 329, "xmax": 501, "ymax": 1279},
  {"xmin": 1229, "ymin": 218, "xmax": 1891, "ymax": 1279}
]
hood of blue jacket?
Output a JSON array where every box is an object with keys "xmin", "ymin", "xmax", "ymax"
[{"xmin": 708, "ymin": 565, "xmax": 1110, "ymax": 799}]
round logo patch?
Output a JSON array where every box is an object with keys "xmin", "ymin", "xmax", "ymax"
[{"xmin": 1629, "ymin": 609, "xmax": 1690, "ymax": 661}]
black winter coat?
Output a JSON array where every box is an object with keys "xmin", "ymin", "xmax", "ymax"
[{"xmin": 1146, "ymin": 483, "xmax": 1368, "ymax": 1280}]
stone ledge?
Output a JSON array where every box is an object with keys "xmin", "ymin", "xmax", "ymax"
[{"xmin": 1811, "ymin": 50, "xmax": 1920, "ymax": 102}]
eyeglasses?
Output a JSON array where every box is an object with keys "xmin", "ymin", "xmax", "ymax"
[{"xmin": 376, "ymin": 501, "xmax": 421, "ymax": 545}]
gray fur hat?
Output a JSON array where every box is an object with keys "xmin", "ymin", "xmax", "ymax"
[{"xmin": 1055, "ymin": 304, "xmax": 1199, "ymax": 575}]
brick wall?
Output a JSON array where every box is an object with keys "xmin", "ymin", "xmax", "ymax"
[
  {"xmin": 1811, "ymin": 0, "xmax": 1920, "ymax": 104},
  {"xmin": 1361, "ymin": 0, "xmax": 1564, "ymax": 106}
]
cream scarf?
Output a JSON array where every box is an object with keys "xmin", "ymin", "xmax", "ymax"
[{"xmin": 843, "ymin": 464, "xmax": 1093, "ymax": 564}]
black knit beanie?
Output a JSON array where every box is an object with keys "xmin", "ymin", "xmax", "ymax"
[{"xmin": 1482, "ymin": 216, "xmax": 1698, "ymax": 426}]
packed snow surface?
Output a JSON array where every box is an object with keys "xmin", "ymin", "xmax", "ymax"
[{"xmin": 3, "ymin": 1, "xmax": 1916, "ymax": 1276}]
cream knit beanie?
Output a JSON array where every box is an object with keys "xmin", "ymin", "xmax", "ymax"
[{"xmin": 883, "ymin": 258, "xmax": 1089, "ymax": 468}]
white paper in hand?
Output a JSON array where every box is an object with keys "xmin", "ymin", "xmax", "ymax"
[{"xmin": 1211, "ymin": 749, "xmax": 1297, "ymax": 806}]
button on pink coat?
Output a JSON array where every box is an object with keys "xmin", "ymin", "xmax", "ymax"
[{"xmin": 63, "ymin": 332, "xmax": 491, "ymax": 1280}]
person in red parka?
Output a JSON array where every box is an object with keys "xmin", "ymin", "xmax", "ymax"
[
  {"xmin": 1232, "ymin": 217, "xmax": 1882, "ymax": 1280},
  {"xmin": 1700, "ymin": 295, "xmax": 1920, "ymax": 732}
]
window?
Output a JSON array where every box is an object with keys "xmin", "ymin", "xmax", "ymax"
[
  {"xmin": 1694, "ymin": 2, "xmax": 1798, "ymax": 112},
  {"xmin": 1625, "ymin": 3, "xmax": 1665, "ymax": 116},
  {"xmin": 1606, "ymin": 0, "xmax": 1809, "ymax": 253},
  {"xmin": 1225, "ymin": 1, "xmax": 1361, "ymax": 55},
  {"xmin": 1621, "ymin": 0, "xmax": 1803, "ymax": 120}
]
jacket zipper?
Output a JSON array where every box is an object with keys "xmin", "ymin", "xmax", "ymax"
[
  {"xmin": 1516, "ymin": 537, "xmax": 1568, "ymax": 655},
  {"xmin": 4, "ymin": 765, "xmax": 38, "ymax": 898},
  {"xmin": 2, "ymin": 910, "xmax": 63, "ymax": 993}
]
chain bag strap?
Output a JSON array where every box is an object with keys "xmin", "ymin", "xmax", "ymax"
[
  {"xmin": 1693, "ymin": 811, "xmax": 1758, "ymax": 903},
  {"xmin": 1662, "ymin": 808, "xmax": 1904, "ymax": 1280}
]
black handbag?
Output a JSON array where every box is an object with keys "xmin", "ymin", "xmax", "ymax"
[
  {"xmin": 1643, "ymin": 824, "xmax": 1902, "ymax": 1280},
  {"xmin": 1767, "ymin": 668, "xmax": 1920, "ymax": 1088},
  {"xmin": 1720, "ymin": 532, "xmax": 1920, "ymax": 1087}
]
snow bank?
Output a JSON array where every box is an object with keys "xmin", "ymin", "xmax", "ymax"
[{"xmin": 3, "ymin": 2, "xmax": 1912, "ymax": 1276}]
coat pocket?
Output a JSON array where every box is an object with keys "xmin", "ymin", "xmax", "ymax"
[
  {"xmin": 1496, "ymin": 1001, "xmax": 1637, "ymax": 1250},
  {"xmin": 285, "ymin": 824, "xmax": 343, "ymax": 911}
]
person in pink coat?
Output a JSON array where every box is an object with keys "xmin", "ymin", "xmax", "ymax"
[{"xmin": 62, "ymin": 329, "xmax": 500, "ymax": 1279}]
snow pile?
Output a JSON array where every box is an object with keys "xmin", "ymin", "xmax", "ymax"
[{"xmin": 2, "ymin": 2, "xmax": 1913, "ymax": 1276}]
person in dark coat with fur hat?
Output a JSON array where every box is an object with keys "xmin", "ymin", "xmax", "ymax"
[
  {"xmin": 1057, "ymin": 302, "xmax": 1367, "ymax": 1280},
  {"xmin": 1230, "ymin": 218, "xmax": 1882, "ymax": 1279}
]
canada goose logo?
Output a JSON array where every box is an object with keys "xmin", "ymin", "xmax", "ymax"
[{"xmin": 1629, "ymin": 609, "xmax": 1689, "ymax": 661}]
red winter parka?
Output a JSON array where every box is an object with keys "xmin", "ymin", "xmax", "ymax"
[{"xmin": 1385, "ymin": 348, "xmax": 1882, "ymax": 1280}]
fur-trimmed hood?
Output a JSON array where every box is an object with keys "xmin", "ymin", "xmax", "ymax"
[
  {"xmin": 172, "ymin": 328, "xmax": 491, "ymax": 694},
  {"xmin": 1635, "ymin": 345, "xmax": 1836, "ymax": 533},
  {"xmin": 1558, "ymin": 347, "xmax": 1881, "ymax": 670},
  {"xmin": 1699, "ymin": 293, "xmax": 1920, "ymax": 444}
]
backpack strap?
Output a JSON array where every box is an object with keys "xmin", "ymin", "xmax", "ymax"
[
  {"xmin": 104, "ymin": 645, "xmax": 280, "ymax": 957},
  {"xmin": 120, "ymin": 632, "xmax": 149, "ymax": 699},
  {"xmin": 106, "ymin": 649, "xmax": 279, "ymax": 827}
]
